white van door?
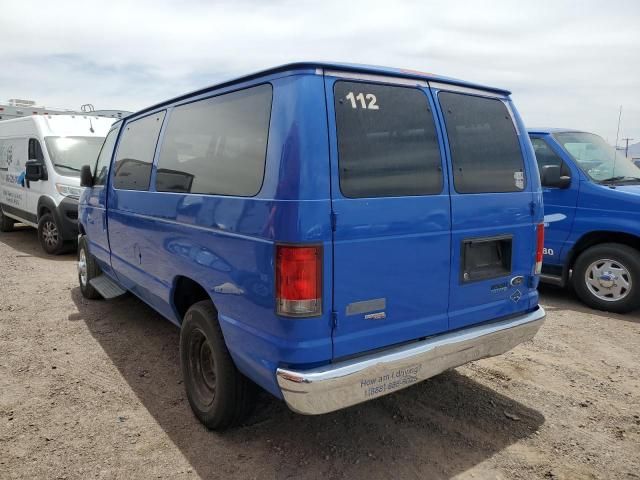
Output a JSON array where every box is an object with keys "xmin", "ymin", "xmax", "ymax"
[
  {"xmin": 25, "ymin": 137, "xmax": 48, "ymax": 217},
  {"xmin": 0, "ymin": 137, "xmax": 31, "ymax": 223}
]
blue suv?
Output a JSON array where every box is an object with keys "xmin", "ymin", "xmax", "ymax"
[
  {"xmin": 530, "ymin": 128, "xmax": 640, "ymax": 313},
  {"xmin": 77, "ymin": 63, "xmax": 545, "ymax": 429}
]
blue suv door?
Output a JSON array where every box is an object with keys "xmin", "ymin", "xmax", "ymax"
[
  {"xmin": 434, "ymin": 86, "xmax": 541, "ymax": 330},
  {"xmin": 529, "ymin": 135, "xmax": 579, "ymax": 268},
  {"xmin": 83, "ymin": 126, "xmax": 119, "ymax": 271},
  {"xmin": 325, "ymin": 74, "xmax": 451, "ymax": 359}
]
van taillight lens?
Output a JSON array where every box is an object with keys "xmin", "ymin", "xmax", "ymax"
[
  {"xmin": 535, "ymin": 223, "xmax": 544, "ymax": 275},
  {"xmin": 276, "ymin": 245, "xmax": 322, "ymax": 317}
]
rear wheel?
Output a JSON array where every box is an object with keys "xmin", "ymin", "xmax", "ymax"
[
  {"xmin": 0, "ymin": 207, "xmax": 15, "ymax": 232},
  {"xmin": 78, "ymin": 236, "xmax": 102, "ymax": 300},
  {"xmin": 572, "ymin": 243, "xmax": 640, "ymax": 313},
  {"xmin": 38, "ymin": 213, "xmax": 65, "ymax": 254},
  {"xmin": 180, "ymin": 300, "xmax": 256, "ymax": 430}
]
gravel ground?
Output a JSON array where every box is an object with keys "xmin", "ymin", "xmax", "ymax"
[{"xmin": 1, "ymin": 227, "xmax": 639, "ymax": 480}]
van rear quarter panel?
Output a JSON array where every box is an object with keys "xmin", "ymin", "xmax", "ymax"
[{"xmin": 106, "ymin": 72, "xmax": 333, "ymax": 397}]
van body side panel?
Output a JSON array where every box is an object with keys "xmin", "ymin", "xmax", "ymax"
[
  {"xmin": 436, "ymin": 93, "xmax": 541, "ymax": 330},
  {"xmin": 105, "ymin": 73, "xmax": 333, "ymax": 397},
  {"xmin": 567, "ymin": 181, "xmax": 640, "ymax": 252},
  {"xmin": 325, "ymin": 77, "xmax": 451, "ymax": 359}
]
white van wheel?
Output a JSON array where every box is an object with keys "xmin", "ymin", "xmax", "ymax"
[
  {"xmin": 38, "ymin": 213, "xmax": 64, "ymax": 254},
  {"xmin": 0, "ymin": 207, "xmax": 15, "ymax": 232}
]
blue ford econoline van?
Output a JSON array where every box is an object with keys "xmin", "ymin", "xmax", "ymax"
[
  {"xmin": 78, "ymin": 63, "xmax": 545, "ymax": 429},
  {"xmin": 530, "ymin": 128, "xmax": 640, "ymax": 313}
]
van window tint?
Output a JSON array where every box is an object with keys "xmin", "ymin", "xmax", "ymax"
[
  {"xmin": 113, "ymin": 112, "xmax": 165, "ymax": 190},
  {"xmin": 156, "ymin": 84, "xmax": 272, "ymax": 196},
  {"xmin": 334, "ymin": 81, "xmax": 442, "ymax": 198},
  {"xmin": 94, "ymin": 128, "xmax": 118, "ymax": 186},
  {"xmin": 439, "ymin": 92, "xmax": 525, "ymax": 193}
]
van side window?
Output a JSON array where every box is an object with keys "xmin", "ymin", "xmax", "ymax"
[
  {"xmin": 0, "ymin": 140, "xmax": 9, "ymax": 170},
  {"xmin": 155, "ymin": 84, "xmax": 272, "ymax": 196},
  {"xmin": 113, "ymin": 112, "xmax": 166, "ymax": 191},
  {"xmin": 334, "ymin": 81, "xmax": 443, "ymax": 198},
  {"xmin": 94, "ymin": 128, "xmax": 118, "ymax": 186},
  {"xmin": 531, "ymin": 137, "xmax": 570, "ymax": 176},
  {"xmin": 439, "ymin": 92, "xmax": 525, "ymax": 193}
]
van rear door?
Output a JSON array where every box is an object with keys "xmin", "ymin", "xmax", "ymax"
[
  {"xmin": 433, "ymin": 86, "xmax": 538, "ymax": 330},
  {"xmin": 325, "ymin": 74, "xmax": 451, "ymax": 359}
]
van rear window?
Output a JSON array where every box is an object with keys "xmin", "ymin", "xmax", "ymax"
[
  {"xmin": 438, "ymin": 92, "xmax": 525, "ymax": 194},
  {"xmin": 155, "ymin": 84, "xmax": 272, "ymax": 197},
  {"xmin": 334, "ymin": 81, "xmax": 442, "ymax": 198}
]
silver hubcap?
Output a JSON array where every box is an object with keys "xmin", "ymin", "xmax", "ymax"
[
  {"xmin": 42, "ymin": 221, "xmax": 59, "ymax": 248},
  {"xmin": 585, "ymin": 258, "xmax": 632, "ymax": 302},
  {"xmin": 78, "ymin": 249, "xmax": 88, "ymax": 287}
]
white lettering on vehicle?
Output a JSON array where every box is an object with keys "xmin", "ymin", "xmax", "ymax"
[
  {"xmin": 543, "ymin": 247, "xmax": 554, "ymax": 256},
  {"xmin": 345, "ymin": 92, "xmax": 379, "ymax": 110}
]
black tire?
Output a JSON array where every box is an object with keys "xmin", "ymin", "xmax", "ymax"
[
  {"xmin": 0, "ymin": 207, "xmax": 15, "ymax": 232},
  {"xmin": 37, "ymin": 213, "xmax": 65, "ymax": 254},
  {"xmin": 78, "ymin": 236, "xmax": 102, "ymax": 300},
  {"xmin": 180, "ymin": 300, "xmax": 256, "ymax": 430},
  {"xmin": 572, "ymin": 243, "xmax": 640, "ymax": 313}
]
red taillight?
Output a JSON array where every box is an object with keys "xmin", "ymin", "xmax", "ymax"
[
  {"xmin": 535, "ymin": 223, "xmax": 544, "ymax": 275},
  {"xmin": 276, "ymin": 245, "xmax": 322, "ymax": 317}
]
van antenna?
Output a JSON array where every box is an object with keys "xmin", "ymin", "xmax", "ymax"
[
  {"xmin": 613, "ymin": 105, "xmax": 622, "ymax": 177},
  {"xmin": 89, "ymin": 117, "xmax": 95, "ymax": 133}
]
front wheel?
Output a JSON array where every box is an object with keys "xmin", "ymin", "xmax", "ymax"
[
  {"xmin": 78, "ymin": 236, "xmax": 102, "ymax": 299},
  {"xmin": 38, "ymin": 213, "xmax": 65, "ymax": 254},
  {"xmin": 572, "ymin": 243, "xmax": 640, "ymax": 313},
  {"xmin": 180, "ymin": 300, "xmax": 256, "ymax": 430},
  {"xmin": 0, "ymin": 207, "xmax": 15, "ymax": 232}
]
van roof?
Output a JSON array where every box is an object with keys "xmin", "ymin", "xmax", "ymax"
[
  {"xmin": 527, "ymin": 127, "xmax": 588, "ymax": 135},
  {"xmin": 0, "ymin": 114, "xmax": 115, "ymax": 137},
  {"xmin": 135, "ymin": 62, "xmax": 511, "ymax": 118}
]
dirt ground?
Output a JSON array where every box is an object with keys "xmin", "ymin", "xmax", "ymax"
[{"xmin": 0, "ymin": 227, "xmax": 638, "ymax": 480}]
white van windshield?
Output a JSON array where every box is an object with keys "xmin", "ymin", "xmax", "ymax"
[
  {"xmin": 44, "ymin": 136, "xmax": 106, "ymax": 177},
  {"xmin": 554, "ymin": 132, "xmax": 640, "ymax": 184}
]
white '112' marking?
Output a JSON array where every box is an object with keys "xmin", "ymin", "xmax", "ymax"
[{"xmin": 346, "ymin": 92, "xmax": 379, "ymax": 110}]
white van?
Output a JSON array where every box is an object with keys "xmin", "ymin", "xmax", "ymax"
[{"xmin": 0, "ymin": 115, "xmax": 115, "ymax": 253}]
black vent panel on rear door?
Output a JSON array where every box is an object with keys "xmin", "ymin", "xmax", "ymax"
[{"xmin": 461, "ymin": 235, "xmax": 512, "ymax": 283}]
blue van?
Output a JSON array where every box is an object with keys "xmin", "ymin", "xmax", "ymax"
[
  {"xmin": 77, "ymin": 63, "xmax": 545, "ymax": 429},
  {"xmin": 530, "ymin": 128, "xmax": 640, "ymax": 313}
]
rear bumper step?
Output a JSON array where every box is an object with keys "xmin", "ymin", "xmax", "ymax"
[{"xmin": 277, "ymin": 306, "xmax": 545, "ymax": 415}]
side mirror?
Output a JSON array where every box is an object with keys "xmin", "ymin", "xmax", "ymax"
[
  {"xmin": 541, "ymin": 165, "xmax": 571, "ymax": 189},
  {"xmin": 25, "ymin": 160, "xmax": 47, "ymax": 182},
  {"xmin": 80, "ymin": 165, "xmax": 94, "ymax": 188}
]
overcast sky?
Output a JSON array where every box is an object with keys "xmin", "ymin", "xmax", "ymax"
[{"xmin": 1, "ymin": 0, "xmax": 638, "ymax": 145}]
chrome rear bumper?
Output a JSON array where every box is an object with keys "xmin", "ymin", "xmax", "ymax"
[{"xmin": 277, "ymin": 307, "xmax": 545, "ymax": 415}]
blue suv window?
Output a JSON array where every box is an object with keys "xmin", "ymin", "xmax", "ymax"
[
  {"xmin": 334, "ymin": 81, "xmax": 442, "ymax": 198},
  {"xmin": 439, "ymin": 92, "xmax": 525, "ymax": 194},
  {"xmin": 113, "ymin": 112, "xmax": 166, "ymax": 191},
  {"xmin": 155, "ymin": 84, "xmax": 272, "ymax": 196}
]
